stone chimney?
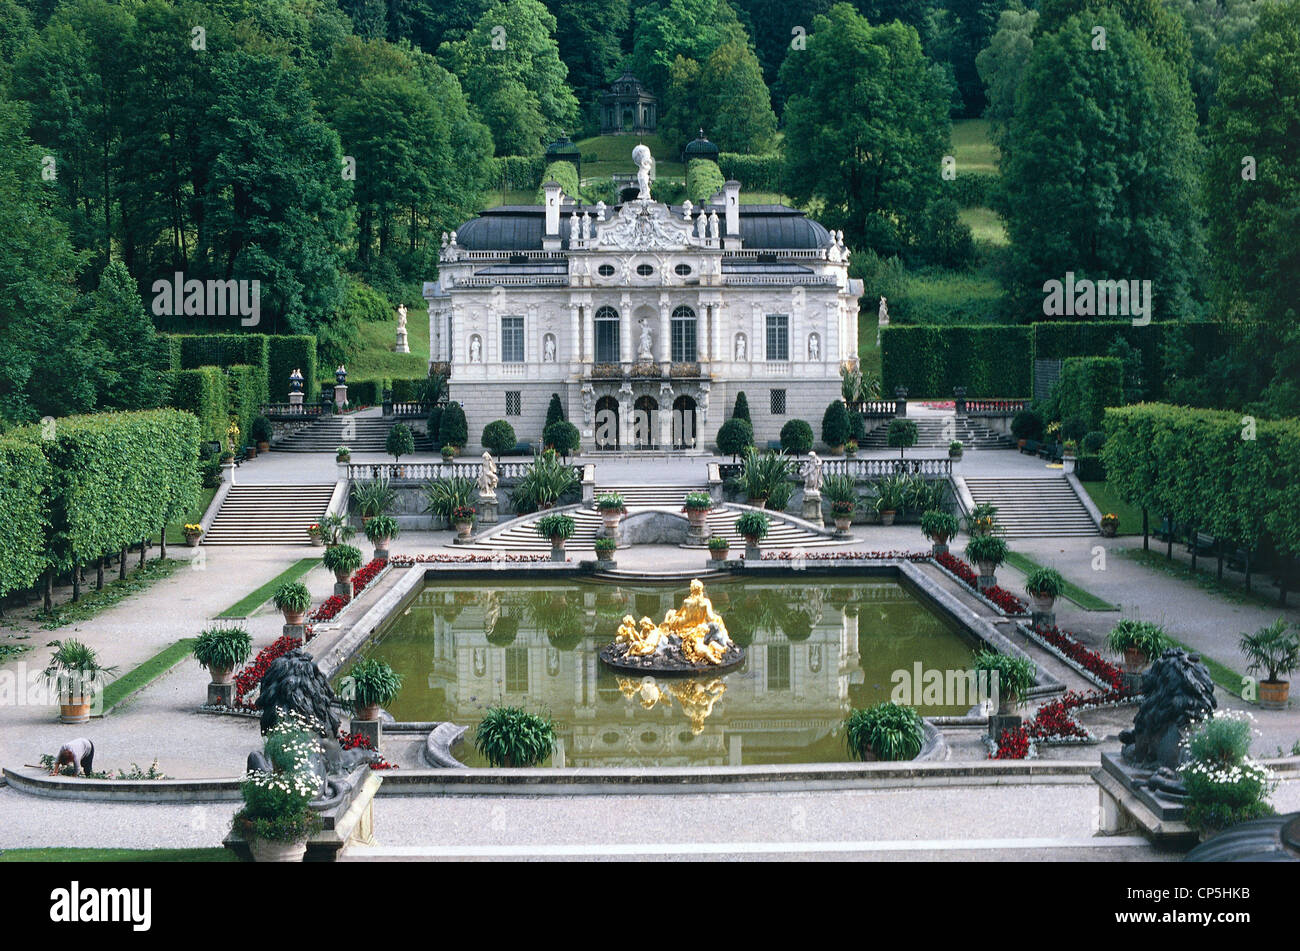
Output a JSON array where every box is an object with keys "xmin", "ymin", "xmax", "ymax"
[
  {"xmin": 543, "ymin": 181, "xmax": 563, "ymax": 250},
  {"xmin": 722, "ymin": 180, "xmax": 741, "ymax": 249}
]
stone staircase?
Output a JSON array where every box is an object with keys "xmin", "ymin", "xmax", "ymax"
[
  {"xmin": 465, "ymin": 500, "xmax": 835, "ymax": 552},
  {"xmin": 861, "ymin": 416, "xmax": 1014, "ymax": 450},
  {"xmin": 593, "ymin": 484, "xmax": 703, "ymax": 507},
  {"xmin": 962, "ymin": 477, "xmax": 1098, "ymax": 538},
  {"xmin": 275, "ymin": 416, "xmax": 435, "ymax": 453},
  {"xmin": 203, "ymin": 484, "xmax": 336, "ymax": 546}
]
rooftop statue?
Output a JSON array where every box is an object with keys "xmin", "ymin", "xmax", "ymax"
[{"xmin": 632, "ymin": 144, "xmax": 654, "ymax": 200}]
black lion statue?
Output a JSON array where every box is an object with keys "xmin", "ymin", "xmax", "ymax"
[
  {"xmin": 247, "ymin": 649, "xmax": 377, "ymax": 784},
  {"xmin": 1120, "ymin": 647, "xmax": 1216, "ymax": 771}
]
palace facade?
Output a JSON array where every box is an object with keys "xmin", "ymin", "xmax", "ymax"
[{"xmin": 424, "ymin": 162, "xmax": 862, "ymax": 454}]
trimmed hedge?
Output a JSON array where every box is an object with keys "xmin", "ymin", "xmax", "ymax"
[
  {"xmin": 717, "ymin": 152, "xmax": 782, "ymax": 192},
  {"xmin": 267, "ymin": 335, "xmax": 318, "ymax": 402},
  {"xmin": 1102, "ymin": 404, "xmax": 1300, "ymax": 556},
  {"xmin": 17, "ymin": 409, "xmax": 200, "ymax": 572},
  {"xmin": 881, "ymin": 325, "xmax": 1032, "ymax": 397},
  {"xmin": 176, "ymin": 334, "xmax": 269, "ymax": 376},
  {"xmin": 494, "ymin": 154, "xmax": 546, "ymax": 191},
  {"xmin": 0, "ymin": 439, "xmax": 51, "ymax": 596},
  {"xmin": 1050, "ymin": 357, "xmax": 1123, "ymax": 431},
  {"xmin": 345, "ymin": 379, "xmax": 386, "ymax": 407},
  {"xmin": 171, "ymin": 367, "xmax": 229, "ymax": 443},
  {"xmin": 535, "ymin": 161, "xmax": 581, "ymax": 203},
  {"xmin": 686, "ymin": 159, "xmax": 726, "ymax": 205},
  {"xmin": 389, "ymin": 378, "xmax": 428, "ymax": 403},
  {"xmin": 227, "ymin": 364, "xmax": 269, "ymax": 445}
]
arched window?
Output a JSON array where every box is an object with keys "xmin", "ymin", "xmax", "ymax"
[
  {"xmin": 671, "ymin": 305, "xmax": 697, "ymax": 363},
  {"xmin": 595, "ymin": 306, "xmax": 620, "ymax": 363}
]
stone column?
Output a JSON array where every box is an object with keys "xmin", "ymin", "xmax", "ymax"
[
  {"xmin": 620, "ymin": 307, "xmax": 633, "ymax": 364},
  {"xmin": 619, "ymin": 395, "xmax": 632, "ymax": 450},
  {"xmin": 569, "ymin": 303, "xmax": 581, "ymax": 365},
  {"xmin": 658, "ymin": 296, "xmax": 672, "ymax": 366}
]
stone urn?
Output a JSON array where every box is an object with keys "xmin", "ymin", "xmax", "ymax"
[
  {"xmin": 930, "ymin": 535, "xmax": 951, "ymax": 557},
  {"xmin": 550, "ymin": 537, "xmax": 566, "ymax": 562},
  {"xmin": 1030, "ymin": 592, "xmax": 1056, "ymax": 615},
  {"xmin": 686, "ymin": 508, "xmax": 709, "ymax": 533},
  {"xmin": 454, "ymin": 520, "xmax": 473, "ymax": 541},
  {"xmin": 333, "ymin": 569, "xmax": 352, "ymax": 585},
  {"xmin": 209, "ymin": 666, "xmax": 234, "ymax": 686},
  {"xmin": 976, "ymin": 562, "xmax": 997, "ymax": 590},
  {"xmin": 1123, "ymin": 648, "xmax": 1147, "ymax": 673},
  {"xmin": 184, "ymin": 531, "xmax": 202, "ymax": 548},
  {"xmin": 749, "ymin": 496, "xmax": 767, "ymax": 510},
  {"xmin": 879, "ymin": 509, "xmax": 897, "ymax": 527},
  {"xmin": 247, "ymin": 837, "xmax": 307, "ymax": 863},
  {"xmin": 602, "ymin": 511, "xmax": 624, "ymax": 538},
  {"xmin": 833, "ymin": 515, "xmax": 853, "ymax": 536},
  {"xmin": 281, "ymin": 608, "xmax": 306, "ymax": 626}
]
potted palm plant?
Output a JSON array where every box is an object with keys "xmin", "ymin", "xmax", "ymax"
[
  {"xmin": 364, "ymin": 514, "xmax": 399, "ymax": 558},
  {"xmin": 43, "ymin": 640, "xmax": 117, "ymax": 724},
  {"xmin": 319, "ymin": 512, "xmax": 355, "ymax": 547},
  {"xmin": 736, "ymin": 510, "xmax": 769, "ymax": 555},
  {"xmin": 192, "ymin": 625, "xmax": 252, "ymax": 685},
  {"xmin": 336, "ymin": 445, "xmax": 351, "ymax": 464},
  {"xmin": 1239, "ymin": 619, "xmax": 1299, "ymax": 709},
  {"xmin": 597, "ymin": 493, "xmax": 627, "ymax": 536},
  {"xmin": 323, "ymin": 544, "xmax": 363, "ymax": 584},
  {"xmin": 965, "ymin": 535, "xmax": 1009, "ymax": 590},
  {"xmin": 921, "ymin": 510, "xmax": 959, "ymax": 556},
  {"xmin": 474, "ymin": 706, "xmax": 556, "ymax": 767},
  {"xmin": 351, "ymin": 478, "xmax": 396, "ymax": 526},
  {"xmin": 273, "ymin": 581, "xmax": 312, "ymax": 625},
  {"xmin": 872, "ymin": 475, "xmax": 908, "ymax": 526},
  {"xmin": 423, "ymin": 475, "xmax": 477, "ymax": 530},
  {"xmin": 948, "ymin": 439, "xmax": 963, "ymax": 460},
  {"xmin": 452, "ymin": 504, "xmax": 476, "ymax": 540},
  {"xmin": 844, "ymin": 702, "xmax": 926, "ymax": 761},
  {"xmin": 536, "ymin": 513, "xmax": 575, "ymax": 561},
  {"xmin": 707, "ymin": 535, "xmax": 731, "ymax": 561},
  {"xmin": 339, "ymin": 658, "xmax": 403, "ymax": 722},
  {"xmin": 594, "ymin": 536, "xmax": 618, "ymax": 568},
  {"xmin": 681, "ymin": 492, "xmax": 712, "ymax": 533},
  {"xmin": 1106, "ymin": 619, "xmax": 1171, "ymax": 673},
  {"xmin": 974, "ymin": 650, "xmax": 1037, "ymax": 715},
  {"xmin": 251, "ymin": 416, "xmax": 273, "ymax": 452},
  {"xmin": 1025, "ymin": 565, "xmax": 1066, "ymax": 615},
  {"xmin": 821, "ymin": 473, "xmax": 858, "ymax": 535}
]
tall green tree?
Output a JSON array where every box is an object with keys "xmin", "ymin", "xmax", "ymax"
[
  {"xmin": 0, "ymin": 0, "xmax": 34, "ymax": 94},
  {"xmin": 779, "ymin": 3, "xmax": 951, "ymax": 256},
  {"xmin": 439, "ymin": 0, "xmax": 578, "ymax": 156},
  {"xmin": 85, "ymin": 261, "xmax": 170, "ymax": 412},
  {"xmin": 1204, "ymin": 0, "xmax": 1300, "ymax": 414},
  {"xmin": 1171, "ymin": 0, "xmax": 1262, "ymax": 123},
  {"xmin": 693, "ymin": 37, "xmax": 778, "ymax": 153},
  {"xmin": 729, "ymin": 0, "xmax": 836, "ymax": 110},
  {"xmin": 996, "ymin": 9, "xmax": 1204, "ymax": 319},
  {"xmin": 975, "ymin": 5, "xmax": 1037, "ymax": 137},
  {"xmin": 541, "ymin": 0, "xmax": 630, "ymax": 125},
  {"xmin": 630, "ymin": 0, "xmax": 747, "ymax": 94},
  {"xmin": 1035, "ymin": 0, "xmax": 1193, "ymax": 76}
]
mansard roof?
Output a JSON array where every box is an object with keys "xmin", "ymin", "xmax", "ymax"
[{"xmin": 454, "ymin": 203, "xmax": 832, "ymax": 252}]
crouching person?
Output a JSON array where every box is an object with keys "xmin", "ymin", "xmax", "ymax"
[{"xmin": 52, "ymin": 738, "xmax": 94, "ymax": 777}]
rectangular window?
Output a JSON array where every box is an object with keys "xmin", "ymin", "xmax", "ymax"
[
  {"xmin": 505, "ymin": 391, "xmax": 521, "ymax": 416},
  {"xmin": 770, "ymin": 389, "xmax": 787, "ymax": 416},
  {"xmin": 505, "ymin": 647, "xmax": 528, "ymax": 693},
  {"xmin": 767, "ymin": 645, "xmax": 790, "ymax": 691},
  {"xmin": 595, "ymin": 318, "xmax": 620, "ymax": 363},
  {"xmin": 671, "ymin": 317, "xmax": 697, "ymax": 363},
  {"xmin": 501, "ymin": 316, "xmax": 525, "ymax": 363},
  {"xmin": 765, "ymin": 313, "xmax": 789, "ymax": 361}
]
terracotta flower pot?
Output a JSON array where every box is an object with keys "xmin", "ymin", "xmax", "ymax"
[
  {"xmin": 602, "ymin": 513, "xmax": 623, "ymax": 535},
  {"xmin": 248, "ymin": 837, "xmax": 307, "ymax": 863},
  {"xmin": 1123, "ymin": 648, "xmax": 1147, "ymax": 673},
  {"xmin": 879, "ymin": 510, "xmax": 896, "ymax": 526},
  {"xmin": 709, "ymin": 547, "xmax": 729, "ymax": 561},
  {"xmin": 334, "ymin": 569, "xmax": 352, "ymax": 584},
  {"xmin": 455, "ymin": 521, "xmax": 473, "ymax": 540},
  {"xmin": 257, "ymin": 441, "xmax": 270, "ymax": 452},
  {"xmin": 1030, "ymin": 593, "xmax": 1056, "ymax": 614},
  {"xmin": 282, "ymin": 609, "xmax": 307, "ymax": 625},
  {"xmin": 245, "ymin": 447, "xmax": 256, "ymax": 460},
  {"xmin": 1258, "ymin": 679, "xmax": 1289, "ymax": 710},
  {"xmin": 686, "ymin": 509, "xmax": 709, "ymax": 530},
  {"xmin": 60, "ymin": 699, "xmax": 91, "ymax": 724},
  {"xmin": 184, "ymin": 533, "xmax": 201, "ymax": 548},
  {"xmin": 834, "ymin": 516, "xmax": 852, "ymax": 533},
  {"xmin": 355, "ymin": 704, "xmax": 381, "ymax": 722},
  {"xmin": 749, "ymin": 496, "xmax": 767, "ymax": 510},
  {"xmin": 209, "ymin": 666, "xmax": 234, "ymax": 685}
]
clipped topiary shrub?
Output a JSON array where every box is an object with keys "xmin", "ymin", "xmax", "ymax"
[
  {"xmin": 780, "ymin": 419, "xmax": 814, "ymax": 455},
  {"xmin": 481, "ymin": 420, "xmax": 517, "ymax": 456}
]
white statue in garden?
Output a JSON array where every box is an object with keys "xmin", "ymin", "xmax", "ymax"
[
  {"xmin": 801, "ymin": 452, "xmax": 823, "ymax": 496},
  {"xmin": 477, "ymin": 452, "xmax": 498, "ymax": 501}
]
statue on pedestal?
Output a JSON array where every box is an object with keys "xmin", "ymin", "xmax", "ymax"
[
  {"xmin": 476, "ymin": 452, "xmax": 498, "ymax": 501},
  {"xmin": 801, "ymin": 452, "xmax": 824, "ymax": 498},
  {"xmin": 393, "ymin": 304, "xmax": 410, "ymax": 354},
  {"xmin": 637, "ymin": 318, "xmax": 654, "ymax": 361},
  {"xmin": 632, "ymin": 144, "xmax": 654, "ymax": 200}
]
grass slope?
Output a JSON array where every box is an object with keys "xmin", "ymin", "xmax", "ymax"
[
  {"xmin": 950, "ymin": 119, "xmax": 1000, "ymax": 174},
  {"xmin": 1080, "ymin": 481, "xmax": 1144, "ymax": 536}
]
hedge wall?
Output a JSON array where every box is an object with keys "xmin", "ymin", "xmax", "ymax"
[
  {"xmin": 177, "ymin": 334, "xmax": 270, "ymax": 377},
  {"xmin": 881, "ymin": 325, "xmax": 1032, "ymax": 397},
  {"xmin": 1051, "ymin": 357, "xmax": 1123, "ymax": 431},
  {"xmin": 0, "ymin": 439, "xmax": 50, "ymax": 596},
  {"xmin": 228, "ymin": 364, "xmax": 268, "ymax": 444},
  {"xmin": 20, "ymin": 410, "xmax": 200, "ymax": 571},
  {"xmin": 686, "ymin": 159, "xmax": 726, "ymax": 205},
  {"xmin": 1102, "ymin": 404, "xmax": 1300, "ymax": 556},
  {"xmin": 171, "ymin": 367, "xmax": 229, "ymax": 443},
  {"xmin": 345, "ymin": 379, "xmax": 386, "ymax": 406},
  {"xmin": 494, "ymin": 154, "xmax": 546, "ymax": 191},
  {"xmin": 717, "ymin": 152, "xmax": 782, "ymax": 192},
  {"xmin": 535, "ymin": 161, "xmax": 581, "ymax": 203},
  {"xmin": 390, "ymin": 378, "xmax": 428, "ymax": 403},
  {"xmin": 267, "ymin": 335, "xmax": 317, "ymax": 402}
]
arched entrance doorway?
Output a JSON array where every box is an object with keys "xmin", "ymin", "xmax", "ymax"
[
  {"xmin": 595, "ymin": 396, "xmax": 619, "ymax": 450},
  {"xmin": 672, "ymin": 395, "xmax": 697, "ymax": 449},
  {"xmin": 633, "ymin": 395, "xmax": 657, "ymax": 449}
]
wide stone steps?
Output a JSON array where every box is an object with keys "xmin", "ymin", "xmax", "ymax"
[
  {"xmin": 465, "ymin": 503, "xmax": 832, "ymax": 551},
  {"xmin": 203, "ymin": 484, "xmax": 336, "ymax": 545},
  {"xmin": 963, "ymin": 477, "xmax": 1098, "ymax": 538},
  {"xmin": 862, "ymin": 417, "xmax": 1014, "ymax": 450},
  {"xmin": 593, "ymin": 484, "xmax": 707, "ymax": 507},
  {"xmin": 276, "ymin": 417, "xmax": 434, "ymax": 453}
]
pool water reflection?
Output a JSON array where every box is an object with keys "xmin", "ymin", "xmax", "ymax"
[{"xmin": 358, "ymin": 576, "xmax": 981, "ymax": 767}]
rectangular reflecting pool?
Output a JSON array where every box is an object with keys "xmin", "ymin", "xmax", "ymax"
[{"xmin": 354, "ymin": 575, "xmax": 984, "ymax": 767}]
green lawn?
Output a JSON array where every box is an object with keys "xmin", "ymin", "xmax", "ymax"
[
  {"xmin": 163, "ymin": 486, "xmax": 217, "ymax": 546},
  {"xmin": 0, "ymin": 848, "xmax": 237, "ymax": 862},
  {"xmin": 575, "ymin": 132, "xmax": 686, "ymax": 181},
  {"xmin": 959, "ymin": 206, "xmax": 1008, "ymax": 247},
  {"xmin": 217, "ymin": 557, "xmax": 319, "ymax": 619},
  {"xmin": 1080, "ymin": 481, "xmax": 1144, "ymax": 536},
  {"xmin": 102, "ymin": 638, "xmax": 197, "ymax": 712},
  {"xmin": 348, "ymin": 309, "xmax": 431, "ymax": 383},
  {"xmin": 950, "ymin": 119, "xmax": 999, "ymax": 174},
  {"xmin": 1004, "ymin": 551, "xmax": 1119, "ymax": 611}
]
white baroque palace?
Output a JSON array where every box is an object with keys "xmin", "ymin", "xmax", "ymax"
[{"xmin": 424, "ymin": 155, "xmax": 862, "ymax": 453}]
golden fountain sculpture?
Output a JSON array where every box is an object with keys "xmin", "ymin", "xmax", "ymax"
[
  {"xmin": 599, "ymin": 579, "xmax": 744, "ymax": 674},
  {"xmin": 617, "ymin": 675, "xmax": 727, "ymax": 735}
]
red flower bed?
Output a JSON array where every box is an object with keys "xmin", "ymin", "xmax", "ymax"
[
  {"xmin": 935, "ymin": 553, "xmax": 1027, "ymax": 614},
  {"xmin": 310, "ymin": 595, "xmax": 348, "ymax": 622},
  {"xmin": 991, "ymin": 727, "xmax": 1029, "ymax": 759},
  {"xmin": 760, "ymin": 550, "xmax": 931, "ymax": 561},
  {"xmin": 233, "ymin": 633, "xmax": 302, "ymax": 709},
  {"xmin": 1030, "ymin": 624, "xmax": 1127, "ymax": 693},
  {"xmin": 389, "ymin": 553, "xmax": 550, "ymax": 565},
  {"xmin": 308, "ymin": 558, "xmax": 389, "ymax": 623},
  {"xmin": 340, "ymin": 730, "xmax": 398, "ymax": 770}
]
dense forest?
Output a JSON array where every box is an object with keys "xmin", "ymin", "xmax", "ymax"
[{"xmin": 0, "ymin": 0, "xmax": 1296, "ymax": 425}]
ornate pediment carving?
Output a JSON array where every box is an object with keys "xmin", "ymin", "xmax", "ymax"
[{"xmin": 594, "ymin": 200, "xmax": 699, "ymax": 252}]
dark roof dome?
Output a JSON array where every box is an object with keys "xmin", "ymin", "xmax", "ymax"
[
  {"xmin": 684, "ymin": 129, "xmax": 720, "ymax": 163},
  {"xmin": 545, "ymin": 135, "xmax": 580, "ymax": 162}
]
